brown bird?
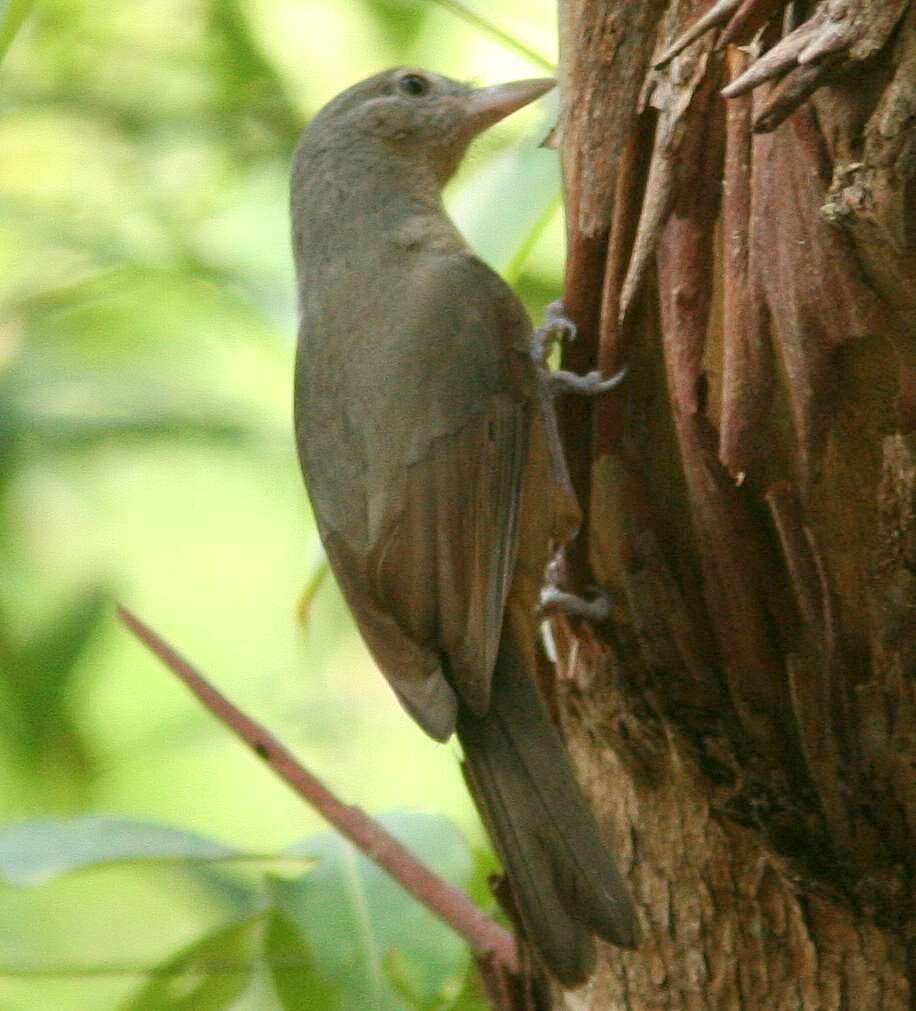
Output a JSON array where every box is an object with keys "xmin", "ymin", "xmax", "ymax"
[{"xmin": 291, "ymin": 67, "xmax": 639, "ymax": 986}]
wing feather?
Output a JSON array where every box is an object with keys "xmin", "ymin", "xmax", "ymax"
[{"xmin": 371, "ymin": 394, "xmax": 526, "ymax": 716}]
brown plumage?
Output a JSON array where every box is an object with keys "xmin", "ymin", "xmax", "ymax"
[{"xmin": 291, "ymin": 67, "xmax": 639, "ymax": 986}]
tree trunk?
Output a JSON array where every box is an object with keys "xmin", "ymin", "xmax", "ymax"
[{"xmin": 546, "ymin": 2, "xmax": 915, "ymax": 1007}]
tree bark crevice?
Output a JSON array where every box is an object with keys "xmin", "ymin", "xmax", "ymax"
[{"xmin": 552, "ymin": 1, "xmax": 915, "ymax": 1007}]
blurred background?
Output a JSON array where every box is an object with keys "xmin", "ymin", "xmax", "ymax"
[{"xmin": 0, "ymin": 0, "xmax": 564, "ymax": 1007}]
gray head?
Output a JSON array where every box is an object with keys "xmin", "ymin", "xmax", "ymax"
[{"xmin": 297, "ymin": 67, "xmax": 555, "ymax": 185}]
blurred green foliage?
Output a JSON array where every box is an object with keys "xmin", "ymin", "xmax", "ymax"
[{"xmin": 0, "ymin": 0, "xmax": 563, "ymax": 1007}]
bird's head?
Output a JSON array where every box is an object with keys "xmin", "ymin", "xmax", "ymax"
[{"xmin": 306, "ymin": 67, "xmax": 555, "ymax": 184}]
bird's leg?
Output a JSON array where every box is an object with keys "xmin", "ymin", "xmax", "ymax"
[
  {"xmin": 540, "ymin": 585, "xmax": 612, "ymax": 622},
  {"xmin": 529, "ymin": 298, "xmax": 577, "ymax": 366},
  {"xmin": 551, "ymin": 367, "xmax": 627, "ymax": 397},
  {"xmin": 539, "ymin": 554, "xmax": 612, "ymax": 623},
  {"xmin": 531, "ymin": 303, "xmax": 623, "ymax": 624},
  {"xmin": 530, "ymin": 300, "xmax": 627, "ymax": 397}
]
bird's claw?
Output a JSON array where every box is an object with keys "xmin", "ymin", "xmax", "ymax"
[
  {"xmin": 531, "ymin": 300, "xmax": 627, "ymax": 398},
  {"xmin": 539, "ymin": 586, "xmax": 612, "ymax": 622},
  {"xmin": 530, "ymin": 299, "xmax": 577, "ymax": 366},
  {"xmin": 549, "ymin": 366, "xmax": 627, "ymax": 397},
  {"xmin": 543, "ymin": 299, "xmax": 577, "ymax": 342}
]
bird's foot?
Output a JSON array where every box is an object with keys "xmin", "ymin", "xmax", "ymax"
[
  {"xmin": 531, "ymin": 300, "xmax": 627, "ymax": 397},
  {"xmin": 539, "ymin": 586, "xmax": 612, "ymax": 622},
  {"xmin": 530, "ymin": 299, "xmax": 577, "ymax": 367},
  {"xmin": 549, "ymin": 367, "xmax": 627, "ymax": 397}
]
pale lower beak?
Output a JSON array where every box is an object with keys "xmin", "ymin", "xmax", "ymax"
[{"xmin": 463, "ymin": 78, "xmax": 556, "ymax": 134}]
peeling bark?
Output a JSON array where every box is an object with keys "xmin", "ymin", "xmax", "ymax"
[
  {"xmin": 549, "ymin": 0, "xmax": 915, "ymax": 1007},
  {"xmin": 720, "ymin": 47, "xmax": 774, "ymax": 474}
]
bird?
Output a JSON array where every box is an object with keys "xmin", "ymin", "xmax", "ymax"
[{"xmin": 290, "ymin": 66, "xmax": 639, "ymax": 986}]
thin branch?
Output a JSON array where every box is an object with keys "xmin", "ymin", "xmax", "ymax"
[
  {"xmin": 719, "ymin": 0, "xmax": 790, "ymax": 48},
  {"xmin": 721, "ymin": 17, "xmax": 820, "ymax": 97},
  {"xmin": 751, "ymin": 52, "xmax": 843, "ymax": 133},
  {"xmin": 654, "ymin": 0, "xmax": 741, "ymax": 68},
  {"xmin": 117, "ymin": 605, "xmax": 519, "ymax": 975}
]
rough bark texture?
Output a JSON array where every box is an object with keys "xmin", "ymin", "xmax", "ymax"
[{"xmin": 545, "ymin": 1, "xmax": 915, "ymax": 1007}]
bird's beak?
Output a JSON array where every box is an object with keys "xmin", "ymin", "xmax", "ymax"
[{"xmin": 463, "ymin": 77, "xmax": 556, "ymax": 134}]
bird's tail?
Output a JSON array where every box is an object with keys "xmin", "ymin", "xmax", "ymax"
[{"xmin": 456, "ymin": 626, "xmax": 640, "ymax": 987}]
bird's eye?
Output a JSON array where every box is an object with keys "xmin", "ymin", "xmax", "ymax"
[{"xmin": 398, "ymin": 74, "xmax": 430, "ymax": 97}]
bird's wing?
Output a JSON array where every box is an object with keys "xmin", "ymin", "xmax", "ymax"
[
  {"xmin": 370, "ymin": 395, "xmax": 527, "ymax": 718},
  {"xmin": 366, "ymin": 253, "xmax": 535, "ymax": 722}
]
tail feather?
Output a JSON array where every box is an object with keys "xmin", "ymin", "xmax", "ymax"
[{"xmin": 456, "ymin": 630, "xmax": 639, "ymax": 986}]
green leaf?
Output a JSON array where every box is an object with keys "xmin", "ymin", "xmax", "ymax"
[
  {"xmin": 0, "ymin": 587, "xmax": 108, "ymax": 768},
  {"xmin": 296, "ymin": 547, "xmax": 329, "ymax": 624},
  {"xmin": 0, "ymin": 0, "xmax": 35, "ymax": 63},
  {"xmin": 271, "ymin": 811, "xmax": 473, "ymax": 1011},
  {"xmin": 464, "ymin": 844, "xmax": 502, "ymax": 916},
  {"xmin": 264, "ymin": 910, "xmax": 340, "ymax": 1011},
  {"xmin": 445, "ymin": 967, "xmax": 491, "ymax": 1011},
  {"xmin": 19, "ymin": 587, "xmax": 108, "ymax": 695},
  {"xmin": 207, "ymin": 0, "xmax": 302, "ymax": 145},
  {"xmin": 0, "ymin": 816, "xmax": 243, "ymax": 885},
  {"xmin": 119, "ymin": 914, "xmax": 263, "ymax": 1011}
]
